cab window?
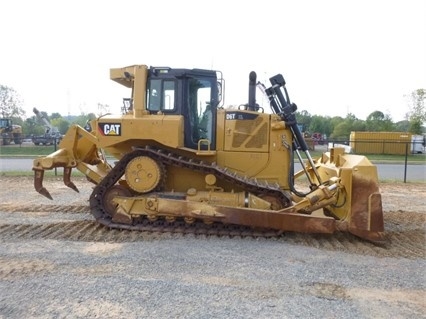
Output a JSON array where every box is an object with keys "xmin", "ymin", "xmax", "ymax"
[{"xmin": 147, "ymin": 79, "xmax": 176, "ymax": 112}]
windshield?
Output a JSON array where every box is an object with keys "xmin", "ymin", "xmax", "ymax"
[{"xmin": 0, "ymin": 119, "xmax": 10, "ymax": 128}]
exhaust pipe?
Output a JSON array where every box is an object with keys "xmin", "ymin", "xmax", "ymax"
[{"xmin": 247, "ymin": 71, "xmax": 257, "ymax": 111}]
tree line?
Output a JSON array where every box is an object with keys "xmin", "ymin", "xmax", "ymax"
[
  {"xmin": 1, "ymin": 85, "xmax": 425, "ymax": 140},
  {"xmin": 295, "ymin": 89, "xmax": 425, "ymax": 140}
]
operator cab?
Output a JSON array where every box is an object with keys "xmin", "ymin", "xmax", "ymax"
[
  {"xmin": 146, "ymin": 67, "xmax": 223, "ymax": 150},
  {"xmin": 0, "ymin": 118, "xmax": 12, "ymax": 129}
]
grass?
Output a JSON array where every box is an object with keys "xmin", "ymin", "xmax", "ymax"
[
  {"xmin": 1, "ymin": 144, "xmax": 425, "ymax": 163},
  {"xmin": 1, "ymin": 170, "xmax": 85, "ymax": 177},
  {"xmin": 0, "ymin": 145, "xmax": 59, "ymax": 156}
]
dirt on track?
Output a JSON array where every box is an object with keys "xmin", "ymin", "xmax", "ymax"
[{"xmin": 0, "ymin": 176, "xmax": 424, "ymax": 259}]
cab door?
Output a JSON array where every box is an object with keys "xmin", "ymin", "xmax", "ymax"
[{"xmin": 183, "ymin": 77, "xmax": 217, "ymax": 150}]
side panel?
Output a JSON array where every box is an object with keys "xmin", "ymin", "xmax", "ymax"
[
  {"xmin": 95, "ymin": 114, "xmax": 184, "ymax": 158},
  {"xmin": 216, "ymin": 110, "xmax": 292, "ymax": 188},
  {"xmin": 220, "ymin": 151, "xmax": 270, "ymax": 177}
]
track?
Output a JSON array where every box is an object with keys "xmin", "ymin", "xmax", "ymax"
[
  {"xmin": 0, "ymin": 203, "xmax": 424, "ymax": 259},
  {"xmin": 88, "ymin": 147, "xmax": 292, "ymax": 230}
]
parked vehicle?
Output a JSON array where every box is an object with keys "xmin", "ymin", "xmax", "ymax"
[
  {"xmin": 32, "ymin": 108, "xmax": 62, "ymax": 145},
  {"xmin": 0, "ymin": 118, "xmax": 22, "ymax": 145}
]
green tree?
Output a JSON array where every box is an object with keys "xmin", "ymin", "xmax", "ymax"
[
  {"xmin": 308, "ymin": 115, "xmax": 335, "ymax": 138},
  {"xmin": 394, "ymin": 120, "xmax": 410, "ymax": 132},
  {"xmin": 330, "ymin": 113, "xmax": 365, "ymax": 140},
  {"xmin": 366, "ymin": 111, "xmax": 395, "ymax": 131},
  {"xmin": 295, "ymin": 110, "xmax": 312, "ymax": 133},
  {"xmin": 23, "ymin": 117, "xmax": 44, "ymax": 136},
  {"xmin": 331, "ymin": 122, "xmax": 351, "ymax": 140},
  {"xmin": 70, "ymin": 113, "xmax": 96, "ymax": 127},
  {"xmin": 10, "ymin": 116, "xmax": 24, "ymax": 127},
  {"xmin": 405, "ymin": 89, "xmax": 425, "ymax": 134},
  {"xmin": 51, "ymin": 112, "xmax": 62, "ymax": 120},
  {"xmin": 409, "ymin": 119, "xmax": 423, "ymax": 135},
  {"xmin": 381, "ymin": 114, "xmax": 395, "ymax": 131},
  {"xmin": 0, "ymin": 85, "xmax": 25, "ymax": 118},
  {"xmin": 51, "ymin": 118, "xmax": 70, "ymax": 135}
]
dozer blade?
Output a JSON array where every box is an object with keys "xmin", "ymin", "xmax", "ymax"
[
  {"xmin": 313, "ymin": 149, "xmax": 385, "ymax": 243},
  {"xmin": 111, "ymin": 192, "xmax": 385, "ymax": 242},
  {"xmin": 347, "ymin": 175, "xmax": 384, "ymax": 243}
]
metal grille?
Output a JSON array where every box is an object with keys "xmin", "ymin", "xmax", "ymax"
[{"xmin": 232, "ymin": 117, "xmax": 267, "ymax": 148}]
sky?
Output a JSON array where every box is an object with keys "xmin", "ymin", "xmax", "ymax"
[{"xmin": 1, "ymin": 0, "xmax": 425, "ymax": 122}]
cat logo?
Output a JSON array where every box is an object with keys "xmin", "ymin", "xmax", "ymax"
[{"xmin": 99, "ymin": 123, "xmax": 121, "ymax": 136}]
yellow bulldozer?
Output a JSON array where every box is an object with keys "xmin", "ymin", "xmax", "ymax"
[{"xmin": 33, "ymin": 65, "xmax": 384, "ymax": 242}]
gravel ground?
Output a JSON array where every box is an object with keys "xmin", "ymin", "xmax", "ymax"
[
  {"xmin": 1, "ymin": 238, "xmax": 425, "ymax": 319},
  {"xmin": 0, "ymin": 177, "xmax": 425, "ymax": 319}
]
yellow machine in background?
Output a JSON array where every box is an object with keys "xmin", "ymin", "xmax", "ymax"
[
  {"xmin": 33, "ymin": 65, "xmax": 384, "ymax": 242},
  {"xmin": 0, "ymin": 118, "xmax": 22, "ymax": 145}
]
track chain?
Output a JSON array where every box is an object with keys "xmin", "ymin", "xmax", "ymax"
[{"xmin": 89, "ymin": 146, "xmax": 292, "ymax": 236}]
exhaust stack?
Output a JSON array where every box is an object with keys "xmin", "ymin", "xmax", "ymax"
[{"xmin": 247, "ymin": 71, "xmax": 257, "ymax": 111}]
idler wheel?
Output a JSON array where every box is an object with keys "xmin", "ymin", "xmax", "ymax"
[{"xmin": 102, "ymin": 185, "xmax": 132, "ymax": 217}]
